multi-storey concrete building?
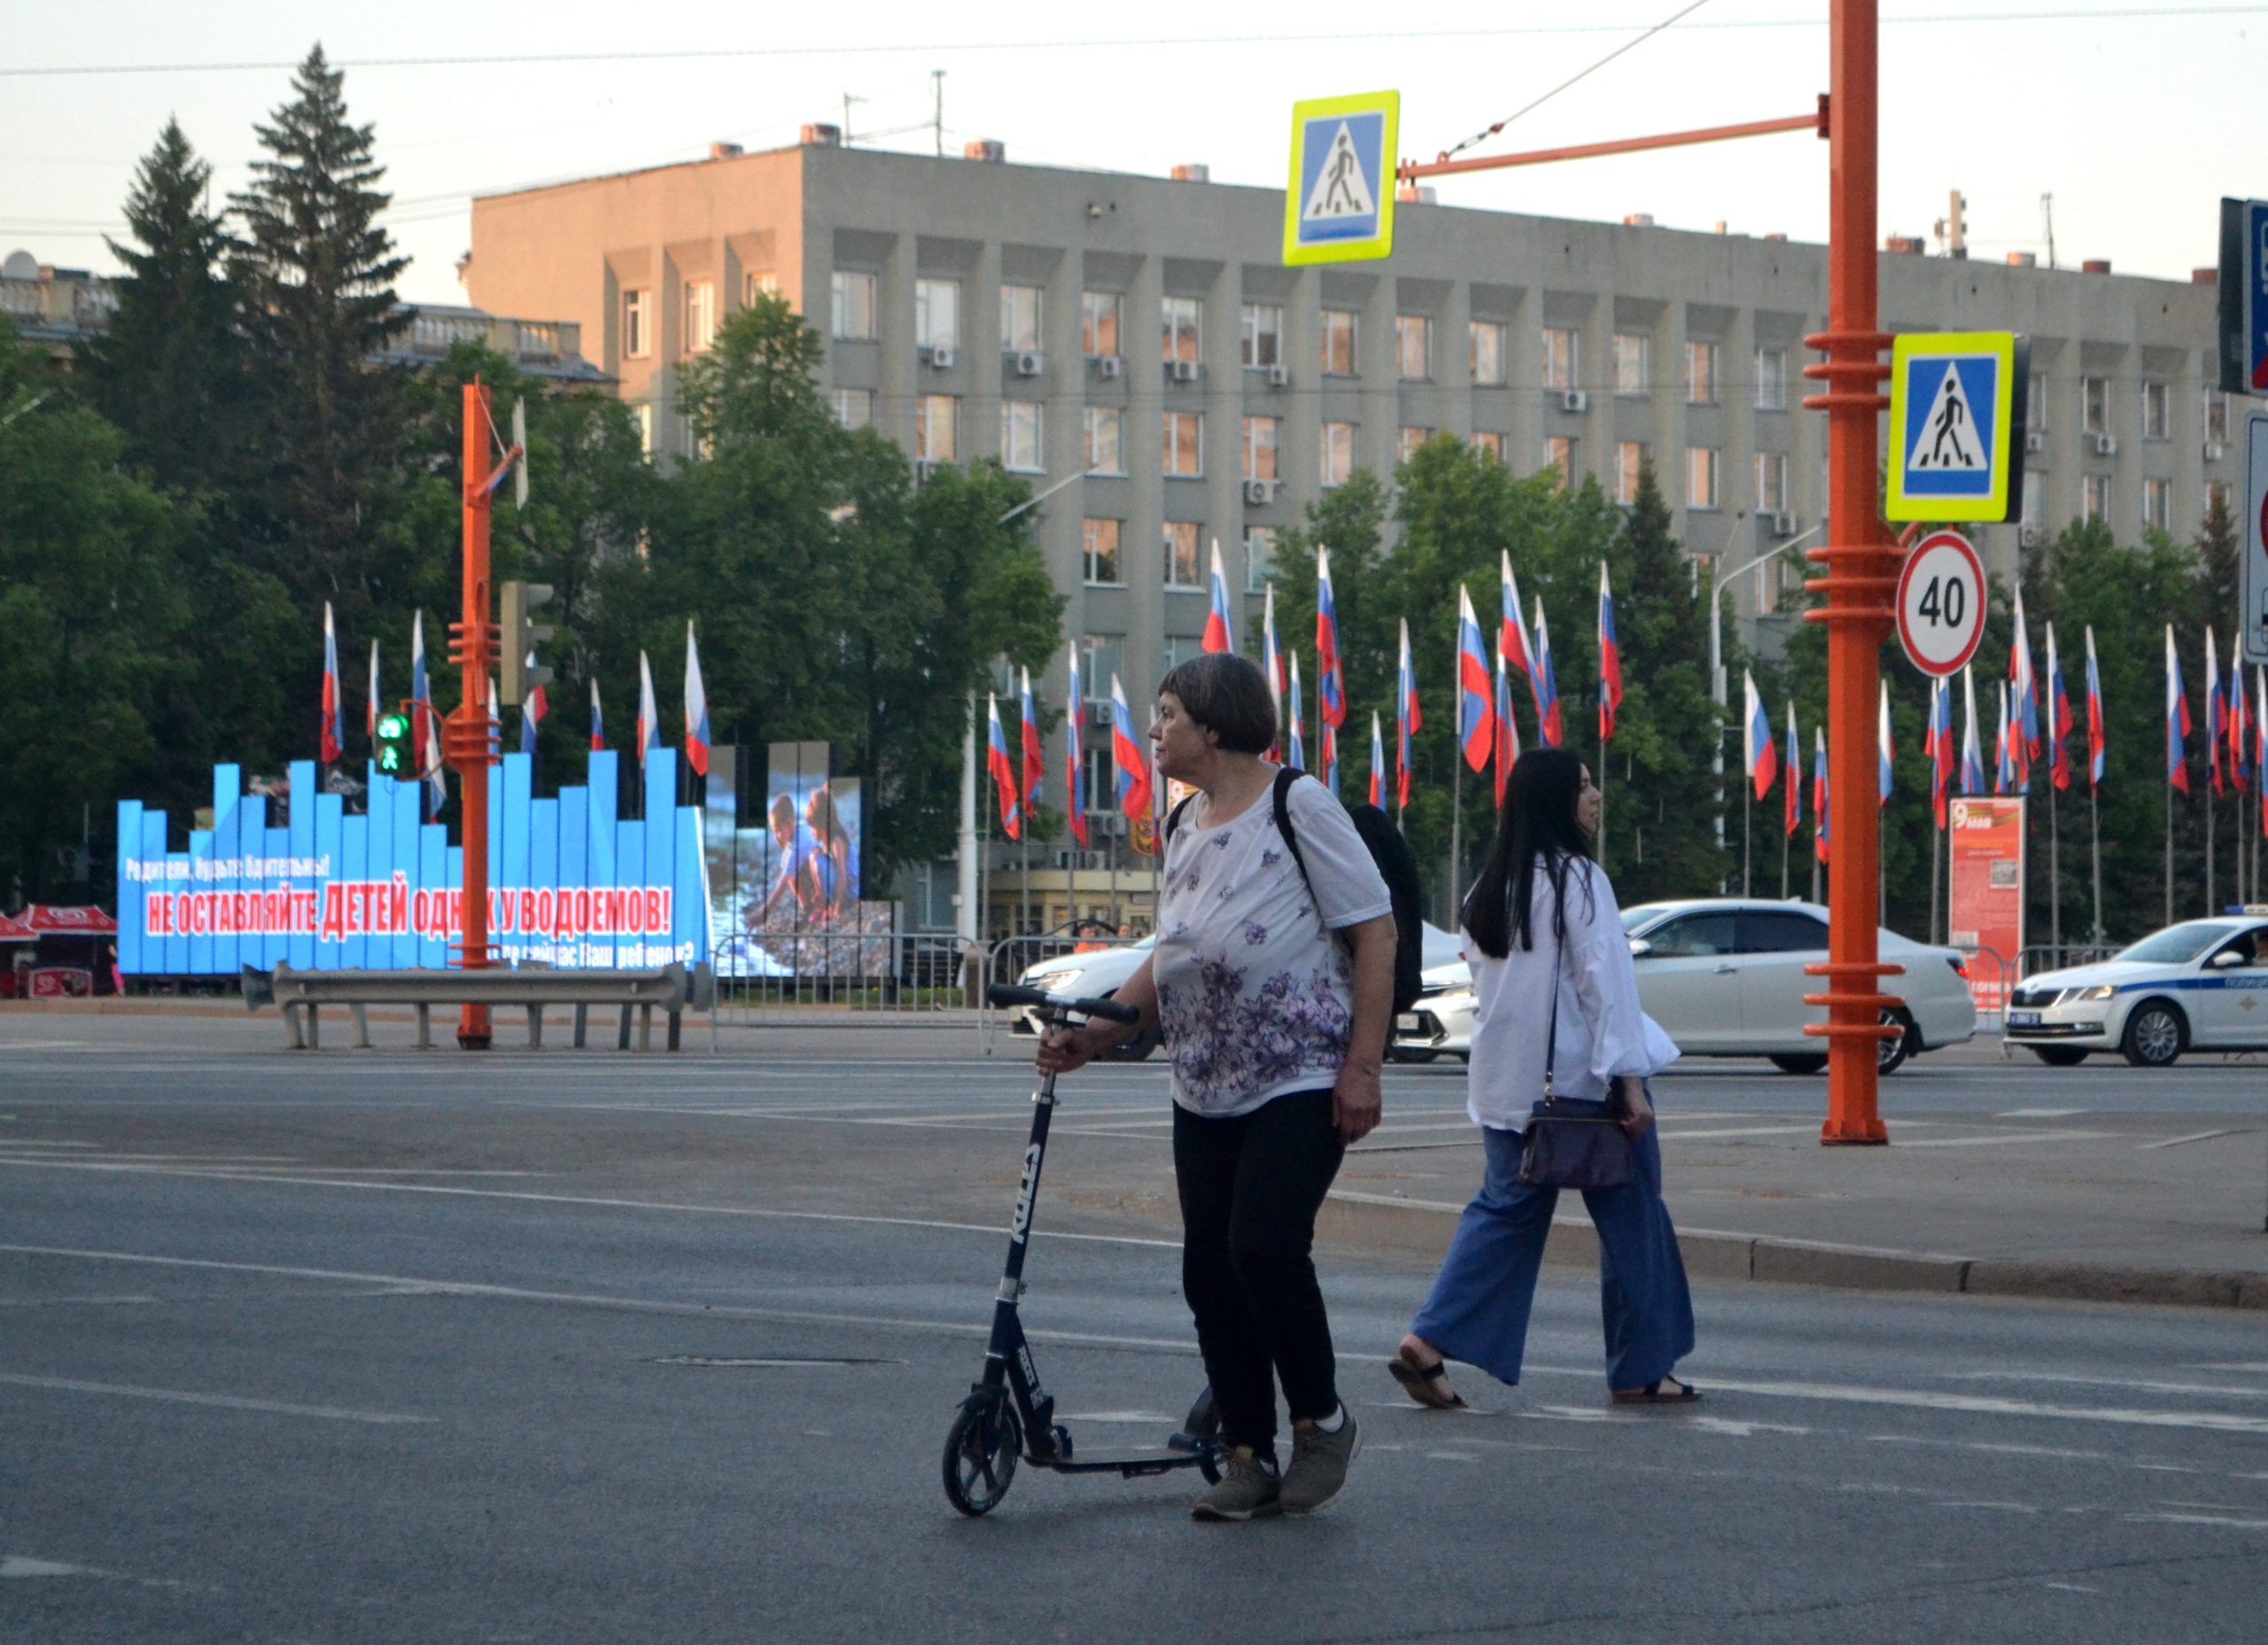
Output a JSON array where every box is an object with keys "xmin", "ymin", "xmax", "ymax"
[{"xmin": 465, "ymin": 135, "xmax": 2233, "ymax": 927}]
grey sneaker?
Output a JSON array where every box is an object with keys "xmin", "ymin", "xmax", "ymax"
[
  {"xmin": 1279, "ymin": 1410, "xmax": 1360, "ymax": 1515},
  {"xmin": 1191, "ymin": 1447, "xmax": 1281, "ymax": 1521}
]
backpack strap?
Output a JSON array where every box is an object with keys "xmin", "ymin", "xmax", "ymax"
[
  {"xmin": 1270, "ymin": 767, "xmax": 1315, "ymax": 897},
  {"xmin": 1163, "ymin": 792, "xmax": 1198, "ymax": 847}
]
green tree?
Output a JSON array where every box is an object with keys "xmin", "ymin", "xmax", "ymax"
[{"xmin": 229, "ymin": 44, "xmax": 411, "ymax": 637}]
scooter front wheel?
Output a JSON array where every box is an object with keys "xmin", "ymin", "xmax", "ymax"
[{"xmin": 943, "ymin": 1393, "xmax": 1021, "ymax": 1517}]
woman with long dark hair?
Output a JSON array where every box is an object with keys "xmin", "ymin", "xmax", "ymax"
[{"xmin": 1387, "ymin": 747, "xmax": 1697, "ymax": 1409}]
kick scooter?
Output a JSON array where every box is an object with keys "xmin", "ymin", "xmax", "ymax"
[{"xmin": 942, "ymin": 983, "xmax": 1220, "ymax": 1517}]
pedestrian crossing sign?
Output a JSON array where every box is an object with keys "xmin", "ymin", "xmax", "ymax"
[
  {"xmin": 1284, "ymin": 90, "xmax": 1400, "ymax": 267},
  {"xmin": 1886, "ymin": 330, "xmax": 2026, "ymax": 523}
]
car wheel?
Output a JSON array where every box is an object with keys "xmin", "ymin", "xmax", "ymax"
[
  {"xmin": 2119, "ymin": 1001, "xmax": 2186, "ymax": 1068},
  {"xmin": 1769, "ymin": 1052, "xmax": 1828, "ymax": 1075},
  {"xmin": 2029, "ymin": 1045, "xmax": 2089, "ymax": 1067},
  {"xmin": 1877, "ymin": 1011, "xmax": 1915, "ymax": 1076}
]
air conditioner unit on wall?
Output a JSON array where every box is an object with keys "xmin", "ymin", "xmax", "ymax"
[
  {"xmin": 1559, "ymin": 388, "xmax": 1587, "ymax": 414},
  {"xmin": 1770, "ymin": 511, "xmax": 1797, "ymax": 537},
  {"xmin": 2093, "ymin": 433, "xmax": 2117, "ymax": 457},
  {"xmin": 1243, "ymin": 478, "xmax": 1278, "ymax": 506},
  {"xmin": 1087, "ymin": 701, "xmax": 1114, "ymax": 726},
  {"xmin": 2205, "ymin": 440, "xmax": 2227, "ymax": 462},
  {"xmin": 913, "ymin": 459, "xmax": 936, "ymax": 484},
  {"xmin": 921, "ymin": 344, "xmax": 955, "ymax": 369},
  {"xmin": 2019, "ymin": 524, "xmax": 2042, "ymax": 547},
  {"xmin": 1169, "ymin": 359, "xmax": 1200, "ymax": 384},
  {"xmin": 1014, "ymin": 351, "xmax": 1045, "ymax": 377},
  {"xmin": 1092, "ymin": 813, "xmax": 1128, "ymax": 838},
  {"xmin": 2023, "ymin": 430, "xmax": 2046, "ymax": 454},
  {"xmin": 1094, "ymin": 355, "xmax": 1122, "ymax": 380},
  {"xmin": 1266, "ymin": 364, "xmax": 1290, "ymax": 388}
]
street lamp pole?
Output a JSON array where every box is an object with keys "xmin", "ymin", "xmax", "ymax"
[{"xmin": 1709, "ymin": 517, "xmax": 1823, "ymax": 850}]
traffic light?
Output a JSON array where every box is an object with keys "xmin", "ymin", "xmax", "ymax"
[
  {"xmin": 499, "ymin": 580, "xmax": 555, "ymax": 706},
  {"xmin": 375, "ymin": 710, "xmax": 412, "ymax": 778}
]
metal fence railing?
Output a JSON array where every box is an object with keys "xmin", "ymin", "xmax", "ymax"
[
  {"xmin": 2014, "ymin": 943, "xmax": 2123, "ymax": 979},
  {"xmin": 713, "ymin": 926, "xmax": 974, "ymax": 1024},
  {"xmin": 978, "ymin": 928, "xmax": 1149, "ymax": 1055}
]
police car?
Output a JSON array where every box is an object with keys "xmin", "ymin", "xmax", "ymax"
[{"xmin": 2004, "ymin": 912, "xmax": 2268, "ymax": 1067}]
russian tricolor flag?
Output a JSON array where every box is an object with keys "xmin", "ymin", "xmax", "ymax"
[
  {"xmin": 319, "ymin": 602, "xmax": 345, "ymax": 765},
  {"xmin": 1926, "ymin": 675, "xmax": 1953, "ymax": 827},
  {"xmin": 1531, "ymin": 597, "xmax": 1563, "ymax": 749},
  {"xmin": 1110, "ymin": 673, "xmax": 1151, "ymax": 820},
  {"xmin": 1499, "ymin": 551, "xmax": 1534, "ymax": 679},
  {"xmin": 2011, "ymin": 586, "xmax": 2041, "ymax": 776},
  {"xmin": 1317, "ymin": 547, "xmax": 1346, "ymax": 730},
  {"xmin": 1262, "ymin": 584, "xmax": 1284, "ymax": 757},
  {"xmin": 683, "ymin": 622, "xmax": 710, "ymax": 778},
  {"xmin": 1286, "ymin": 653, "xmax": 1306, "ymax": 772},
  {"xmin": 1959, "ymin": 666, "xmax": 1986, "ymax": 796},
  {"xmin": 1319, "ymin": 715, "xmax": 1338, "ymax": 795},
  {"xmin": 1743, "ymin": 670, "xmax": 1775, "ymax": 801},
  {"xmin": 1814, "ymin": 726, "xmax": 1830, "ymax": 864},
  {"xmin": 1493, "ymin": 644, "xmax": 1519, "ymax": 809},
  {"xmin": 1020, "ymin": 666, "xmax": 1045, "ymax": 810},
  {"xmin": 1877, "ymin": 679, "xmax": 1894, "ymax": 808},
  {"xmin": 1596, "ymin": 563, "xmax": 1622, "ymax": 745},
  {"xmin": 986, "ymin": 692, "xmax": 1021, "ymax": 840},
  {"xmin": 1456, "ymin": 585, "xmax": 1495, "ymax": 773},
  {"xmin": 1994, "ymin": 681, "xmax": 2016, "ymax": 795},
  {"xmin": 2085, "ymin": 625, "xmax": 2107, "ymax": 790},
  {"xmin": 2046, "ymin": 623, "xmax": 2071, "ymax": 793},
  {"xmin": 636, "ymin": 651, "xmax": 661, "ymax": 765},
  {"xmin": 1064, "ymin": 641, "xmax": 1088, "ymax": 848},
  {"xmin": 1783, "ymin": 702, "xmax": 1802, "ymax": 838},
  {"xmin": 1369, "ymin": 711, "xmax": 1386, "ymax": 809},
  {"xmin": 520, "ymin": 652, "xmax": 548, "ymax": 757},
  {"xmin": 1202, "ymin": 540, "xmax": 1234, "ymax": 656},
  {"xmin": 1395, "ymin": 618, "xmax": 1418, "ymax": 808},
  {"xmin": 411, "ymin": 611, "xmax": 444, "ymax": 820},
  {"xmin": 2204, "ymin": 629, "xmax": 2225, "ymax": 796},
  {"xmin": 589, "ymin": 678, "xmax": 606, "ymax": 753},
  {"xmin": 367, "ymin": 640, "xmax": 380, "ymax": 744},
  {"xmin": 2164, "ymin": 625, "xmax": 2190, "ymax": 794}
]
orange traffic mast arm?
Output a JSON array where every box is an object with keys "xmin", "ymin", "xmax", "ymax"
[{"xmin": 1397, "ymin": 104, "xmax": 1824, "ymax": 183}]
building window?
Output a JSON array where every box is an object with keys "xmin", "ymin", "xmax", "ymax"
[
  {"xmin": 1001, "ymin": 400, "xmax": 1044, "ymax": 472},
  {"xmin": 1756, "ymin": 347, "xmax": 1788, "ymax": 412},
  {"xmin": 1322, "ymin": 422, "xmax": 1356, "ymax": 486},
  {"xmin": 1470, "ymin": 430, "xmax": 1507, "ymax": 463},
  {"xmin": 831, "ymin": 388, "xmax": 873, "ymax": 431},
  {"xmin": 743, "ymin": 270, "xmax": 779, "ymax": 306},
  {"xmin": 1245, "ymin": 525, "xmax": 1278, "ymax": 594},
  {"xmin": 2205, "ymin": 391, "xmax": 2231, "ymax": 446},
  {"xmin": 1162, "ymin": 410, "xmax": 1203, "ymax": 477},
  {"xmin": 2140, "ymin": 380, "xmax": 2169, "ymax": 441},
  {"xmin": 2027, "ymin": 373, "xmax": 2048, "ymax": 430},
  {"xmin": 1240, "ymin": 304, "xmax": 1282, "ymax": 369},
  {"xmin": 2021, "ymin": 471, "xmax": 2045, "ymax": 528},
  {"xmin": 1470, "ymin": 320, "xmax": 1507, "ymax": 386},
  {"xmin": 2083, "ymin": 472, "xmax": 2110, "ymax": 524},
  {"xmin": 633, "ymin": 401, "xmax": 654, "ymax": 456},
  {"xmin": 1686, "ymin": 339, "xmax": 1719, "ymax": 405},
  {"xmin": 1162, "ymin": 522, "xmax": 1200, "ymax": 588},
  {"xmin": 1394, "ymin": 314, "xmax": 1431, "ymax": 381},
  {"xmin": 683, "ymin": 280, "xmax": 715, "ymax": 354},
  {"xmin": 1755, "ymin": 451, "xmax": 1788, "ymax": 515},
  {"xmin": 1543, "ymin": 435, "xmax": 1575, "ymax": 489},
  {"xmin": 1084, "ymin": 407, "xmax": 1124, "ymax": 475},
  {"xmin": 1083, "ymin": 518, "xmax": 1122, "ymax": 586},
  {"xmin": 2082, "ymin": 376, "xmax": 2109, "ymax": 436},
  {"xmin": 1613, "ymin": 333, "xmax": 1649, "ymax": 396},
  {"xmin": 1756, "ymin": 557, "xmax": 1797, "ymax": 617},
  {"xmin": 622, "ymin": 289, "xmax": 651, "ymax": 358},
  {"xmin": 1080, "ymin": 633, "xmax": 1122, "ymax": 704},
  {"xmin": 1321, "ymin": 309, "xmax": 1358, "ymax": 376},
  {"xmin": 1082, "ymin": 291, "xmax": 1121, "ymax": 359},
  {"xmin": 915, "ymin": 394, "xmax": 957, "ymax": 462},
  {"xmin": 1686, "ymin": 445, "xmax": 1720, "ymax": 508},
  {"xmin": 2142, "ymin": 476, "xmax": 2171, "ymax": 533},
  {"xmin": 1241, "ymin": 415, "xmax": 1279, "ymax": 482},
  {"xmin": 1001, "ymin": 285, "xmax": 1044, "ymax": 354},
  {"xmin": 1541, "ymin": 327, "xmax": 1578, "ymax": 392},
  {"xmin": 831, "ymin": 271, "xmax": 876, "ymax": 341},
  {"xmin": 915, "ymin": 278, "xmax": 959, "ymax": 352},
  {"xmin": 1161, "ymin": 296, "xmax": 1202, "ymax": 364},
  {"xmin": 1616, "ymin": 441, "xmax": 1647, "ymax": 505},
  {"xmin": 1398, "ymin": 426, "xmax": 1433, "ymax": 465}
]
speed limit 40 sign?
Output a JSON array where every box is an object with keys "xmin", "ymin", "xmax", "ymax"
[{"xmin": 1895, "ymin": 530, "xmax": 1986, "ymax": 677}]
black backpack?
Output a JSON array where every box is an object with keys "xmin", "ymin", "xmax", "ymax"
[{"xmin": 1167, "ymin": 769, "xmax": 1426, "ymax": 1018}]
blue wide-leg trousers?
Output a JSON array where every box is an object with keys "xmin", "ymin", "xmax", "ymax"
[{"xmin": 1409, "ymin": 1120, "xmax": 1694, "ymax": 1391}]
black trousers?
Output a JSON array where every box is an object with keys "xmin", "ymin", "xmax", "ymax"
[{"xmin": 1172, "ymin": 1088, "xmax": 1346, "ymax": 1455}]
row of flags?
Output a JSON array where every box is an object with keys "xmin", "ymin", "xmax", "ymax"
[{"xmin": 318, "ymin": 601, "xmax": 718, "ymax": 818}]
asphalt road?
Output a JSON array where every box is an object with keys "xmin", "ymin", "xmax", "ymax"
[{"xmin": 4, "ymin": 1034, "xmax": 2265, "ymax": 1642}]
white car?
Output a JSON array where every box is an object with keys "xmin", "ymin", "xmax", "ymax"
[
  {"xmin": 1393, "ymin": 898, "xmax": 1977, "ymax": 1075},
  {"xmin": 1014, "ymin": 922, "xmax": 1464, "ymax": 1061},
  {"xmin": 2004, "ymin": 914, "xmax": 2268, "ymax": 1067}
]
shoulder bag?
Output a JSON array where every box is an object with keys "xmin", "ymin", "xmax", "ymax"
[{"xmin": 1516, "ymin": 919, "xmax": 1637, "ymax": 1191}]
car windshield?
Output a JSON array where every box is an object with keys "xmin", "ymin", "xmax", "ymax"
[
  {"xmin": 2114, "ymin": 923, "xmax": 2229, "ymax": 966},
  {"xmin": 1621, "ymin": 905, "xmax": 1666, "ymax": 934}
]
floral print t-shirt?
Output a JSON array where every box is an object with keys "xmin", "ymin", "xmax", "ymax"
[{"xmin": 1153, "ymin": 772, "xmax": 1393, "ymax": 1118}]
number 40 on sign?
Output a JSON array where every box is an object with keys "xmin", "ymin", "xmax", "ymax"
[{"xmin": 1895, "ymin": 530, "xmax": 1987, "ymax": 678}]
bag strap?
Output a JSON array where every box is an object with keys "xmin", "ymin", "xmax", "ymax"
[
  {"xmin": 1542, "ymin": 922, "xmax": 1564, "ymax": 1103},
  {"xmin": 1270, "ymin": 768, "xmax": 1314, "ymax": 897}
]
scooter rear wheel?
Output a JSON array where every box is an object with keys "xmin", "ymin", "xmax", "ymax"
[
  {"xmin": 1184, "ymin": 1385, "xmax": 1223, "ymax": 1486},
  {"xmin": 943, "ymin": 1393, "xmax": 1021, "ymax": 1517}
]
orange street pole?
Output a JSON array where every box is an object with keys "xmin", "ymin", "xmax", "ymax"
[
  {"xmin": 1396, "ymin": 111, "xmax": 1821, "ymax": 183},
  {"xmin": 446, "ymin": 381, "xmax": 498, "ymax": 1050},
  {"xmin": 1799, "ymin": 0, "xmax": 1899, "ymax": 1143}
]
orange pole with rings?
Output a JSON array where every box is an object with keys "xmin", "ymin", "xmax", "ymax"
[
  {"xmin": 445, "ymin": 381, "xmax": 498, "ymax": 1050},
  {"xmin": 1798, "ymin": 0, "xmax": 1899, "ymax": 1143}
]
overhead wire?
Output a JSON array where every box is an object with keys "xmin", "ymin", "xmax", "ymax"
[{"xmin": 1436, "ymin": 0, "xmax": 1717, "ymax": 164}]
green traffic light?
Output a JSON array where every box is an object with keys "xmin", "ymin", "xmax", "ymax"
[{"xmin": 377, "ymin": 713, "xmax": 408, "ymax": 740}]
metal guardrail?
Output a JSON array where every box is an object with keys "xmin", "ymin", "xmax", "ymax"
[
  {"xmin": 713, "ymin": 929, "xmax": 977, "ymax": 1022},
  {"xmin": 243, "ymin": 961, "xmax": 712, "ymax": 1052},
  {"xmin": 980, "ymin": 931, "xmax": 1147, "ymax": 1054},
  {"xmin": 2015, "ymin": 943, "xmax": 2122, "ymax": 978}
]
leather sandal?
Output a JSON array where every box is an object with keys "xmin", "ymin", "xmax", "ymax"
[
  {"xmin": 1387, "ymin": 1348, "xmax": 1467, "ymax": 1409},
  {"xmin": 1612, "ymin": 1375, "xmax": 1701, "ymax": 1405}
]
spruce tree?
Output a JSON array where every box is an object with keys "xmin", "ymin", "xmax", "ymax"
[
  {"xmin": 229, "ymin": 44, "xmax": 410, "ymax": 632},
  {"xmin": 85, "ymin": 119, "xmax": 247, "ymax": 494}
]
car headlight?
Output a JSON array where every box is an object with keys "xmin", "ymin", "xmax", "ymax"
[
  {"xmin": 1041, "ymin": 969, "xmax": 1085, "ymax": 994},
  {"xmin": 2071, "ymin": 985, "xmax": 2114, "ymax": 1002}
]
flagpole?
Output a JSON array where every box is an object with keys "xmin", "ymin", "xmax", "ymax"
[
  {"xmin": 2047, "ymin": 780, "xmax": 2060, "ymax": 956},
  {"xmin": 2206, "ymin": 787, "xmax": 2215, "ymax": 917},
  {"xmin": 1930, "ymin": 811, "xmax": 1942, "ymax": 946},
  {"xmin": 1781, "ymin": 808, "xmax": 1790, "ymax": 900},
  {"xmin": 1597, "ymin": 749, "xmax": 1609, "ymax": 872},
  {"xmin": 1449, "ymin": 757, "xmax": 1463, "ymax": 926},
  {"xmin": 2164, "ymin": 781, "xmax": 2173, "ymax": 930},
  {"xmin": 2089, "ymin": 787, "xmax": 2102, "ymax": 944},
  {"xmin": 1743, "ymin": 781, "xmax": 1751, "ymax": 897}
]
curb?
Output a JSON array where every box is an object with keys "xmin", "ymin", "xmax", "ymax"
[{"xmin": 1319, "ymin": 1189, "xmax": 2268, "ymax": 1313}]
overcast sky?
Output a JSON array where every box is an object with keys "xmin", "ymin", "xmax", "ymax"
[{"xmin": 4, "ymin": 2, "xmax": 2263, "ymax": 308}]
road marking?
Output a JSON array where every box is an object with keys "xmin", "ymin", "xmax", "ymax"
[
  {"xmin": 0, "ymin": 1294, "xmax": 157, "ymax": 1307},
  {"xmin": 1894, "ymin": 1130, "xmax": 2115, "ymax": 1148},
  {"xmin": 0, "ymin": 1371, "xmax": 431, "ymax": 1424},
  {"xmin": 2041, "ymin": 1582, "xmax": 2101, "ymax": 1594},
  {"xmin": 2139, "ymin": 1128, "xmax": 2257, "ymax": 1150},
  {"xmin": 1998, "ymin": 1107, "xmax": 2085, "ymax": 1118},
  {"xmin": 1944, "ymin": 1371, "xmax": 2268, "ymax": 1399},
  {"xmin": 0, "ymin": 1157, "xmax": 1184, "ymax": 1249},
  {"xmin": 1688, "ymin": 1416, "xmax": 1812, "ymax": 1438},
  {"xmin": 1424, "ymin": 1451, "xmax": 1483, "ymax": 1463},
  {"xmin": 2124, "ymin": 1511, "xmax": 2268, "ymax": 1530},
  {"xmin": 1933, "ymin": 1500, "xmax": 2039, "ymax": 1513},
  {"xmin": 0, "ymin": 1139, "xmax": 98, "ymax": 1148}
]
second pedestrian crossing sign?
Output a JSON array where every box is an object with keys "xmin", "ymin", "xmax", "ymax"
[
  {"xmin": 1886, "ymin": 330, "xmax": 2027, "ymax": 523},
  {"xmin": 1284, "ymin": 90, "xmax": 1400, "ymax": 267}
]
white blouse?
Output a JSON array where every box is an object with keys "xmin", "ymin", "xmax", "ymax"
[
  {"xmin": 1152, "ymin": 772, "xmax": 1393, "ymax": 1119},
  {"xmin": 1463, "ymin": 856, "xmax": 1680, "ymax": 1132}
]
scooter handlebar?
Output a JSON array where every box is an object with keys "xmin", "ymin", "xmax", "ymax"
[{"xmin": 987, "ymin": 982, "xmax": 1139, "ymax": 1025}]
